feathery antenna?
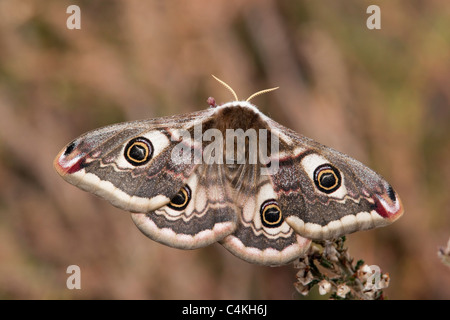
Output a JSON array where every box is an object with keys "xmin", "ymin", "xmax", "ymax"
[
  {"xmin": 245, "ymin": 87, "xmax": 279, "ymax": 102},
  {"xmin": 211, "ymin": 75, "xmax": 279, "ymax": 102},
  {"xmin": 211, "ymin": 75, "xmax": 239, "ymax": 101}
]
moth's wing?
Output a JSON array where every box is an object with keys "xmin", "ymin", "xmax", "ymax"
[
  {"xmin": 264, "ymin": 119, "xmax": 404, "ymax": 240},
  {"xmin": 54, "ymin": 109, "xmax": 214, "ymax": 213},
  {"xmin": 132, "ymin": 163, "xmax": 238, "ymax": 249},
  {"xmin": 219, "ymin": 164, "xmax": 312, "ymax": 266},
  {"xmin": 130, "ymin": 157, "xmax": 311, "ymax": 265}
]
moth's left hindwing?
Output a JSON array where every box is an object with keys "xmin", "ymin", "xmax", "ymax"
[{"xmin": 131, "ymin": 163, "xmax": 239, "ymax": 250}]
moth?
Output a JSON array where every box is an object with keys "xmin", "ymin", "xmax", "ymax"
[{"xmin": 54, "ymin": 77, "xmax": 403, "ymax": 266}]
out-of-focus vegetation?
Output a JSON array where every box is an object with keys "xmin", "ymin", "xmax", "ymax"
[{"xmin": 0, "ymin": 0, "xmax": 449, "ymax": 299}]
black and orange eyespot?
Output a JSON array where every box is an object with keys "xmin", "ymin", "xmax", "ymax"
[
  {"xmin": 124, "ymin": 137, "xmax": 153, "ymax": 166},
  {"xmin": 168, "ymin": 185, "xmax": 191, "ymax": 211},
  {"xmin": 314, "ymin": 164, "xmax": 341, "ymax": 193},
  {"xmin": 260, "ymin": 199, "xmax": 283, "ymax": 228}
]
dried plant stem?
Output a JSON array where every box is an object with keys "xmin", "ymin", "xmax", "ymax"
[{"xmin": 294, "ymin": 237, "xmax": 390, "ymax": 300}]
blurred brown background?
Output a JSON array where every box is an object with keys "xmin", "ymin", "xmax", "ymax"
[{"xmin": 0, "ymin": 0, "xmax": 449, "ymax": 299}]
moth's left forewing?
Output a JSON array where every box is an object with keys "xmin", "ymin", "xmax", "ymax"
[
  {"xmin": 54, "ymin": 110, "xmax": 214, "ymax": 213},
  {"xmin": 264, "ymin": 118, "xmax": 404, "ymax": 240}
]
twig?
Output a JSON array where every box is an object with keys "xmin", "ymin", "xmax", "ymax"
[{"xmin": 294, "ymin": 236, "xmax": 390, "ymax": 300}]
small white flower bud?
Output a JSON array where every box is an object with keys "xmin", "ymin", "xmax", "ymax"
[
  {"xmin": 318, "ymin": 280, "xmax": 332, "ymax": 295},
  {"xmin": 294, "ymin": 282, "xmax": 310, "ymax": 296},
  {"xmin": 336, "ymin": 284, "xmax": 350, "ymax": 298},
  {"xmin": 377, "ymin": 273, "xmax": 390, "ymax": 289},
  {"xmin": 357, "ymin": 264, "xmax": 373, "ymax": 282},
  {"xmin": 323, "ymin": 242, "xmax": 339, "ymax": 262}
]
